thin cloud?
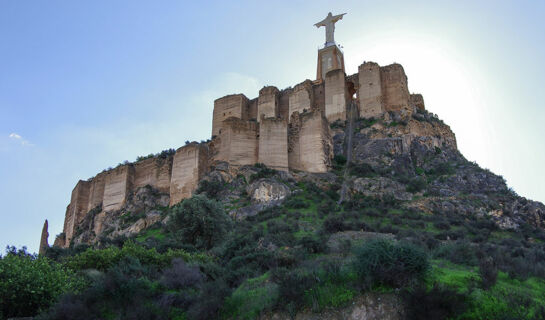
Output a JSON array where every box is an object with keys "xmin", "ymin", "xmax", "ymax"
[{"xmin": 8, "ymin": 133, "xmax": 33, "ymax": 146}]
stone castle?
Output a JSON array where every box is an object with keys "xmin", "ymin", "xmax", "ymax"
[{"xmin": 50, "ymin": 13, "xmax": 432, "ymax": 249}]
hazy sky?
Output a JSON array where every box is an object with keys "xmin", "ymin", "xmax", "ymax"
[{"xmin": 1, "ymin": 0, "xmax": 544, "ymax": 253}]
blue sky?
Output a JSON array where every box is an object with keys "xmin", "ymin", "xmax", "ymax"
[{"xmin": 1, "ymin": 0, "xmax": 544, "ymax": 253}]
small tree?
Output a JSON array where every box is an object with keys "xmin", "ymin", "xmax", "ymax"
[
  {"xmin": 479, "ymin": 257, "xmax": 498, "ymax": 290},
  {"xmin": 167, "ymin": 195, "xmax": 232, "ymax": 250},
  {"xmin": 0, "ymin": 247, "xmax": 82, "ymax": 318}
]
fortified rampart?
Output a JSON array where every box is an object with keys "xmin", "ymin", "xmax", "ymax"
[{"xmin": 55, "ymin": 58, "xmax": 430, "ymax": 248}]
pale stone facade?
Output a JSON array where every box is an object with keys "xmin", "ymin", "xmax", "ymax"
[
  {"xmin": 169, "ymin": 144, "xmax": 207, "ymax": 206},
  {"xmin": 64, "ymin": 180, "xmax": 91, "ymax": 244},
  {"xmin": 381, "ymin": 64, "xmax": 410, "ymax": 113},
  {"xmin": 258, "ymin": 117, "xmax": 288, "ymax": 171},
  {"xmin": 325, "ymin": 69, "xmax": 348, "ymax": 122},
  {"xmin": 257, "ymin": 86, "xmax": 279, "ymax": 122},
  {"xmin": 288, "ymin": 80, "xmax": 314, "ymax": 121},
  {"xmin": 133, "ymin": 157, "xmax": 172, "ymax": 194},
  {"xmin": 212, "ymin": 94, "xmax": 249, "ymax": 137},
  {"xmin": 288, "ymin": 111, "xmax": 332, "ymax": 172},
  {"xmin": 103, "ymin": 165, "xmax": 131, "ymax": 212},
  {"xmin": 358, "ymin": 62, "xmax": 384, "ymax": 118},
  {"xmin": 217, "ymin": 118, "xmax": 258, "ymax": 166}
]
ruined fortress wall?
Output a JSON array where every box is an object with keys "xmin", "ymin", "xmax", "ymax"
[
  {"xmin": 289, "ymin": 81, "xmax": 313, "ymax": 122},
  {"xmin": 217, "ymin": 118, "xmax": 258, "ymax": 166},
  {"xmin": 358, "ymin": 62, "xmax": 384, "ymax": 118},
  {"xmin": 312, "ymin": 82, "xmax": 325, "ymax": 113},
  {"xmin": 169, "ymin": 144, "xmax": 207, "ymax": 206},
  {"xmin": 410, "ymin": 94, "xmax": 425, "ymax": 111},
  {"xmin": 247, "ymin": 98, "xmax": 258, "ymax": 121},
  {"xmin": 288, "ymin": 111, "xmax": 331, "ymax": 172},
  {"xmin": 325, "ymin": 69, "xmax": 347, "ymax": 122},
  {"xmin": 257, "ymin": 86, "xmax": 279, "ymax": 122},
  {"xmin": 132, "ymin": 157, "xmax": 173, "ymax": 194},
  {"xmin": 102, "ymin": 165, "xmax": 131, "ymax": 212},
  {"xmin": 64, "ymin": 180, "xmax": 91, "ymax": 244},
  {"xmin": 278, "ymin": 89, "xmax": 291, "ymax": 121},
  {"xmin": 258, "ymin": 117, "xmax": 288, "ymax": 171},
  {"xmin": 212, "ymin": 94, "xmax": 249, "ymax": 137},
  {"xmin": 380, "ymin": 64, "xmax": 410, "ymax": 113},
  {"xmin": 87, "ymin": 172, "xmax": 106, "ymax": 212}
]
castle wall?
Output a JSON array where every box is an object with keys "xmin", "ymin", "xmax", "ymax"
[
  {"xmin": 217, "ymin": 118, "xmax": 258, "ymax": 166},
  {"xmin": 212, "ymin": 94, "xmax": 249, "ymax": 137},
  {"xmin": 358, "ymin": 62, "xmax": 384, "ymax": 118},
  {"xmin": 289, "ymin": 80, "xmax": 313, "ymax": 121},
  {"xmin": 324, "ymin": 69, "xmax": 347, "ymax": 122},
  {"xmin": 410, "ymin": 94, "xmax": 425, "ymax": 111},
  {"xmin": 247, "ymin": 98, "xmax": 258, "ymax": 121},
  {"xmin": 132, "ymin": 157, "xmax": 173, "ymax": 194},
  {"xmin": 257, "ymin": 86, "xmax": 279, "ymax": 122},
  {"xmin": 169, "ymin": 144, "xmax": 208, "ymax": 206},
  {"xmin": 258, "ymin": 117, "xmax": 288, "ymax": 171},
  {"xmin": 288, "ymin": 111, "xmax": 332, "ymax": 172},
  {"xmin": 312, "ymin": 82, "xmax": 325, "ymax": 113},
  {"xmin": 102, "ymin": 165, "xmax": 131, "ymax": 212},
  {"xmin": 87, "ymin": 172, "xmax": 106, "ymax": 212},
  {"xmin": 64, "ymin": 180, "xmax": 91, "ymax": 244},
  {"xmin": 380, "ymin": 64, "xmax": 410, "ymax": 113},
  {"xmin": 278, "ymin": 89, "xmax": 291, "ymax": 121}
]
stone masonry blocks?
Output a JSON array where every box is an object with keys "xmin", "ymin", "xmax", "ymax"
[
  {"xmin": 169, "ymin": 143, "xmax": 208, "ymax": 206},
  {"xmin": 380, "ymin": 64, "xmax": 410, "ymax": 113},
  {"xmin": 358, "ymin": 62, "xmax": 384, "ymax": 118},
  {"xmin": 102, "ymin": 165, "xmax": 131, "ymax": 212},
  {"xmin": 257, "ymin": 86, "xmax": 279, "ymax": 122},
  {"xmin": 325, "ymin": 69, "xmax": 348, "ymax": 122},
  {"xmin": 218, "ymin": 118, "xmax": 258, "ymax": 166},
  {"xmin": 289, "ymin": 80, "xmax": 314, "ymax": 122},
  {"xmin": 133, "ymin": 157, "xmax": 172, "ymax": 194},
  {"xmin": 212, "ymin": 94, "xmax": 249, "ymax": 137},
  {"xmin": 258, "ymin": 117, "xmax": 288, "ymax": 171},
  {"xmin": 288, "ymin": 111, "xmax": 332, "ymax": 173}
]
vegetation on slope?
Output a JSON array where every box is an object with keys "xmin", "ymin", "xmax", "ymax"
[{"xmin": 3, "ymin": 116, "xmax": 545, "ymax": 319}]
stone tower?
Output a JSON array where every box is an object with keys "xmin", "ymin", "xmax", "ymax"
[{"xmin": 314, "ymin": 12, "xmax": 346, "ymax": 83}]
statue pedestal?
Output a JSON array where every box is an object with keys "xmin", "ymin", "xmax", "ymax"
[{"xmin": 316, "ymin": 44, "xmax": 345, "ymax": 83}]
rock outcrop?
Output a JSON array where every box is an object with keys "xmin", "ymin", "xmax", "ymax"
[
  {"xmin": 262, "ymin": 293, "xmax": 404, "ymax": 320},
  {"xmin": 39, "ymin": 219, "xmax": 49, "ymax": 255}
]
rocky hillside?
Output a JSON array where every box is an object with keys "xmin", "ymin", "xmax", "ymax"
[
  {"xmin": 69, "ymin": 108, "xmax": 544, "ymax": 248},
  {"xmin": 12, "ymin": 109, "xmax": 542, "ymax": 320}
]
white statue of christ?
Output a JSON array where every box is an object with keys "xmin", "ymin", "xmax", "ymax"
[{"xmin": 314, "ymin": 12, "xmax": 346, "ymax": 46}]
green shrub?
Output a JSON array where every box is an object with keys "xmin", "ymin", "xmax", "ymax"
[
  {"xmin": 284, "ymin": 197, "xmax": 309, "ymax": 209},
  {"xmin": 222, "ymin": 273, "xmax": 278, "ymax": 320},
  {"xmin": 196, "ymin": 179, "xmax": 224, "ymax": 199},
  {"xmin": 406, "ymin": 176, "xmax": 427, "ymax": 193},
  {"xmin": 0, "ymin": 247, "xmax": 83, "ymax": 318},
  {"xmin": 166, "ymin": 195, "xmax": 232, "ymax": 250},
  {"xmin": 433, "ymin": 241, "xmax": 477, "ymax": 266},
  {"xmin": 479, "ymin": 257, "xmax": 498, "ymax": 290},
  {"xmin": 348, "ymin": 162, "xmax": 375, "ymax": 177},
  {"xmin": 352, "ymin": 239, "xmax": 430, "ymax": 288},
  {"xmin": 249, "ymin": 165, "xmax": 278, "ymax": 182}
]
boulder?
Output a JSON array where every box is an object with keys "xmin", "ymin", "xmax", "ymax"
[{"xmin": 247, "ymin": 179, "xmax": 290, "ymax": 203}]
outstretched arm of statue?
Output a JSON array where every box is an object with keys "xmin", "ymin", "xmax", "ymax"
[
  {"xmin": 314, "ymin": 19, "xmax": 327, "ymax": 28},
  {"xmin": 331, "ymin": 13, "xmax": 346, "ymax": 23}
]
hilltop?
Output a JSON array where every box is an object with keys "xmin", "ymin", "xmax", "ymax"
[{"xmin": 3, "ymin": 14, "xmax": 545, "ymax": 320}]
